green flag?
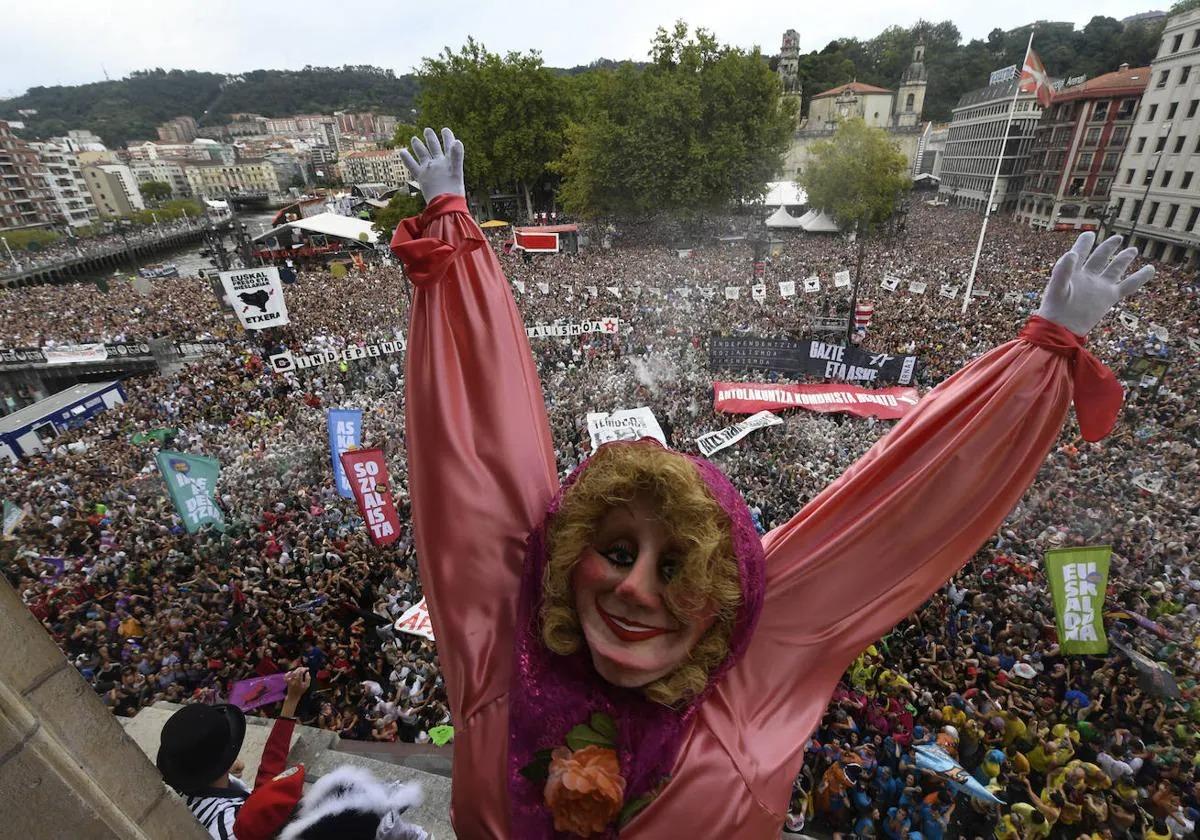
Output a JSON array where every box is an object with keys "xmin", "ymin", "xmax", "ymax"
[
  {"xmin": 132, "ymin": 427, "xmax": 179, "ymax": 445},
  {"xmin": 428, "ymin": 725, "xmax": 454, "ymax": 746},
  {"xmin": 1045, "ymin": 545, "xmax": 1111, "ymax": 655},
  {"xmin": 155, "ymin": 451, "xmax": 225, "ymax": 533},
  {"xmin": 2, "ymin": 500, "xmax": 26, "ymax": 536}
]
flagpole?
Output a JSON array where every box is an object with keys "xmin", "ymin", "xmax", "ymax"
[{"xmin": 961, "ymin": 28, "xmax": 1036, "ymax": 315}]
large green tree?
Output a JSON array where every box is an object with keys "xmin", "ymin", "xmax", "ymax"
[
  {"xmin": 798, "ymin": 118, "xmax": 909, "ymax": 341},
  {"xmin": 415, "ymin": 39, "xmax": 571, "ymax": 218},
  {"xmin": 139, "ymin": 180, "xmax": 172, "ymax": 202},
  {"xmin": 557, "ymin": 21, "xmax": 794, "ymax": 220}
]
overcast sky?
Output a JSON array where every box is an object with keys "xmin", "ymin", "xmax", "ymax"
[{"xmin": 2, "ymin": 0, "xmax": 1163, "ymax": 98}]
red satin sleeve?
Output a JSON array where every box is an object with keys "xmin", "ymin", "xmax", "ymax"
[
  {"xmin": 396, "ymin": 194, "xmax": 558, "ymax": 724},
  {"xmin": 712, "ymin": 327, "xmax": 1092, "ymax": 813}
]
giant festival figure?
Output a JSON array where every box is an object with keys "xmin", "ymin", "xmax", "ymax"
[{"xmin": 392, "ymin": 128, "xmax": 1155, "ymax": 838}]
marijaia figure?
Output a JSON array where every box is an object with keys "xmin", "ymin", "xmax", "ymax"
[{"xmin": 392, "ymin": 128, "xmax": 1153, "ymax": 839}]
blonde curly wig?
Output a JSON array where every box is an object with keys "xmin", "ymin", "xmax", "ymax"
[{"xmin": 540, "ymin": 444, "xmax": 743, "ymax": 706}]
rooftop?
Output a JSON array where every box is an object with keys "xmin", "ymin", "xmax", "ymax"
[
  {"xmin": 1053, "ymin": 66, "xmax": 1150, "ymax": 102},
  {"xmin": 812, "ymin": 81, "xmax": 894, "ymax": 99}
]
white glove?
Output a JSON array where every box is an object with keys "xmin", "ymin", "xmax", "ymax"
[
  {"xmin": 1035, "ymin": 232, "xmax": 1155, "ymax": 336},
  {"xmin": 398, "ymin": 127, "xmax": 465, "ymax": 203}
]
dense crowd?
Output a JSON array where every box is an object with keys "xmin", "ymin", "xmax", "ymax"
[
  {"xmin": 0, "ymin": 215, "xmax": 206, "ymax": 277},
  {"xmin": 1, "ymin": 200, "xmax": 1196, "ymax": 838}
]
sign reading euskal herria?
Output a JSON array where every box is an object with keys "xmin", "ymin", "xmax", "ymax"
[{"xmin": 219, "ymin": 267, "xmax": 290, "ymax": 330}]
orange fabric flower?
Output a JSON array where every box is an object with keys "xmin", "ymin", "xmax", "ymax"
[{"xmin": 544, "ymin": 745, "xmax": 626, "ymax": 836}]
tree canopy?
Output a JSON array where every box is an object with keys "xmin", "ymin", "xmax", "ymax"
[
  {"xmin": 797, "ymin": 118, "xmax": 909, "ymax": 233},
  {"xmin": 557, "ymin": 22, "xmax": 794, "ymax": 219}
]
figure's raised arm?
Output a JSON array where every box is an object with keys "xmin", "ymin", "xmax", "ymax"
[
  {"xmin": 733, "ymin": 233, "xmax": 1152, "ymax": 714},
  {"xmin": 395, "ymin": 128, "xmax": 558, "ymax": 722}
]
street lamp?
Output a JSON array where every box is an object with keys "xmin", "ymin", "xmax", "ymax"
[
  {"xmin": 1, "ymin": 236, "xmax": 22, "ymax": 272},
  {"xmin": 1125, "ymin": 121, "xmax": 1172, "ymax": 249},
  {"xmin": 151, "ymin": 211, "xmax": 160, "ymax": 236}
]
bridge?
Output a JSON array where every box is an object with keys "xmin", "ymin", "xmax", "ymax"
[
  {"xmin": 225, "ymin": 191, "xmax": 273, "ymax": 209},
  {"xmin": 0, "ymin": 222, "xmax": 211, "ymax": 287}
]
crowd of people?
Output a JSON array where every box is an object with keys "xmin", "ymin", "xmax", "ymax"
[
  {"xmin": 1, "ymin": 200, "xmax": 1196, "ymax": 838},
  {"xmin": 0, "ymin": 214, "xmax": 206, "ymax": 277}
]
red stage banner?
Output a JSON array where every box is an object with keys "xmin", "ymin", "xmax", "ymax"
[
  {"xmin": 339, "ymin": 448, "xmax": 401, "ymax": 546},
  {"xmin": 713, "ymin": 382, "xmax": 920, "ymax": 420}
]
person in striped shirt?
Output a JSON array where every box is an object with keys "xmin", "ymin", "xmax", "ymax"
[{"xmin": 158, "ymin": 669, "xmax": 310, "ymax": 840}]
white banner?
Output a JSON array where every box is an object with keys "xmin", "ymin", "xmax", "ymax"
[
  {"xmin": 220, "ymin": 267, "xmax": 289, "ymax": 330},
  {"xmin": 698, "ymin": 286, "xmax": 716, "ymax": 299},
  {"xmin": 834, "ymin": 270, "xmax": 852, "ymax": 289},
  {"xmin": 586, "ymin": 407, "xmax": 667, "ymax": 453},
  {"xmin": 971, "ymin": 287, "xmax": 991, "ymax": 298},
  {"xmin": 909, "ymin": 281, "xmax": 927, "ymax": 294},
  {"xmin": 881, "ymin": 275, "xmax": 900, "ymax": 292},
  {"xmin": 1149, "ymin": 323, "xmax": 1169, "ymax": 342},
  {"xmin": 606, "ymin": 286, "xmax": 621, "ymax": 298},
  {"xmin": 41, "ymin": 343, "xmax": 108, "ymax": 365},
  {"xmin": 725, "ymin": 286, "xmax": 740, "ymax": 300},
  {"xmin": 695, "ymin": 410, "xmax": 784, "ymax": 458},
  {"xmin": 586, "ymin": 285, "xmax": 598, "ymax": 298},
  {"xmin": 752, "ymin": 284, "xmax": 766, "ymax": 302},
  {"xmin": 1118, "ymin": 311, "xmax": 1139, "ymax": 329},
  {"xmin": 394, "ymin": 597, "xmax": 435, "ymax": 641},
  {"xmin": 1132, "ymin": 474, "xmax": 1164, "ymax": 494},
  {"xmin": 677, "ymin": 248, "xmax": 693, "ymax": 258},
  {"xmin": 537, "ymin": 282, "xmax": 550, "ymax": 295},
  {"xmin": 938, "ymin": 284, "xmax": 958, "ymax": 299},
  {"xmin": 1004, "ymin": 291, "xmax": 1024, "ymax": 303},
  {"xmin": 268, "ymin": 337, "xmax": 407, "ymax": 373},
  {"xmin": 779, "ymin": 280, "xmax": 796, "ymax": 297},
  {"xmin": 525, "ymin": 317, "xmax": 620, "ymax": 339},
  {"xmin": 512, "ymin": 280, "xmax": 526, "ymax": 294},
  {"xmin": 674, "ymin": 286, "xmax": 691, "ymax": 297},
  {"xmin": 804, "ymin": 276, "xmax": 820, "ymax": 293}
]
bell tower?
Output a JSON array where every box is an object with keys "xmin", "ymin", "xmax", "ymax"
[
  {"xmin": 778, "ymin": 29, "xmax": 803, "ymax": 128},
  {"xmin": 895, "ymin": 43, "xmax": 928, "ymax": 128}
]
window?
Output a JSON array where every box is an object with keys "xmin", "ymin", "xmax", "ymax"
[
  {"xmin": 1117, "ymin": 99, "xmax": 1136, "ymax": 119},
  {"xmin": 1161, "ymin": 170, "xmax": 1172, "ymax": 187},
  {"xmin": 1183, "ymin": 172, "xmax": 1194, "ymax": 190},
  {"xmin": 1189, "ymin": 100, "xmax": 1199, "ymax": 118},
  {"xmin": 906, "ymin": 93, "xmax": 915, "ymax": 110},
  {"xmin": 1137, "ymin": 136, "xmax": 1147, "ymax": 152},
  {"xmin": 1102, "ymin": 152, "xmax": 1118, "ymax": 170},
  {"xmin": 1155, "ymin": 136, "xmax": 1167, "ymax": 152},
  {"xmin": 1094, "ymin": 178, "xmax": 1111, "ymax": 196},
  {"xmin": 1188, "ymin": 206, "xmax": 1200, "ymax": 231},
  {"xmin": 1131, "ymin": 199, "xmax": 1142, "ymax": 221},
  {"xmin": 1157, "ymin": 70, "xmax": 1169, "ymax": 88},
  {"xmin": 1068, "ymin": 178, "xmax": 1086, "ymax": 196},
  {"xmin": 1148, "ymin": 104, "xmax": 1158, "ymax": 121},
  {"xmin": 1115, "ymin": 197, "xmax": 1125, "ymax": 218},
  {"xmin": 1078, "ymin": 152, "xmax": 1093, "ymax": 169},
  {"xmin": 1111, "ymin": 126, "xmax": 1128, "ymax": 144},
  {"xmin": 1085, "ymin": 127, "xmax": 1101, "ymax": 145},
  {"xmin": 1175, "ymin": 136, "xmax": 1186, "ymax": 153},
  {"xmin": 1168, "ymin": 102, "xmax": 1178, "ymax": 119},
  {"xmin": 1092, "ymin": 101, "xmax": 1109, "ymax": 121},
  {"xmin": 1172, "ymin": 34, "xmax": 1183, "ymax": 53},
  {"xmin": 1165, "ymin": 204, "xmax": 1179, "ymax": 227},
  {"xmin": 1144, "ymin": 169, "xmax": 1155, "ymax": 185},
  {"xmin": 1182, "ymin": 66, "xmax": 1192, "ymax": 85},
  {"xmin": 1194, "ymin": 30, "xmax": 1200, "ymax": 48},
  {"xmin": 1147, "ymin": 201, "xmax": 1159, "ymax": 223}
]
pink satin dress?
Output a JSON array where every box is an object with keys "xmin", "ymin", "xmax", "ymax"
[{"xmin": 395, "ymin": 195, "xmax": 1074, "ymax": 838}]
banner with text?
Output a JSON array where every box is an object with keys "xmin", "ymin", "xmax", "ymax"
[
  {"xmin": 695, "ymin": 410, "xmax": 784, "ymax": 457},
  {"xmin": 394, "ymin": 597, "xmax": 436, "ymax": 641},
  {"xmin": 220, "ymin": 267, "xmax": 290, "ymax": 330},
  {"xmin": 1046, "ymin": 545, "xmax": 1110, "ymax": 655},
  {"xmin": 709, "ymin": 336, "xmax": 918, "ymax": 385},
  {"xmin": 586, "ymin": 407, "xmax": 667, "ymax": 453},
  {"xmin": 326, "ymin": 408, "xmax": 363, "ymax": 499},
  {"xmin": 340, "ymin": 448, "xmax": 401, "ymax": 546},
  {"xmin": 713, "ymin": 382, "xmax": 920, "ymax": 419},
  {"xmin": 526, "ymin": 317, "xmax": 620, "ymax": 339},
  {"xmin": 268, "ymin": 337, "xmax": 406, "ymax": 373},
  {"xmin": 155, "ymin": 451, "xmax": 225, "ymax": 533}
]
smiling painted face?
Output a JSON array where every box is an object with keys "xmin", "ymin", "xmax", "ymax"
[{"xmin": 572, "ymin": 496, "xmax": 716, "ymax": 689}]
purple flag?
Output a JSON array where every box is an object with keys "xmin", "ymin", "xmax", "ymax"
[{"xmin": 227, "ymin": 673, "xmax": 288, "ymax": 711}]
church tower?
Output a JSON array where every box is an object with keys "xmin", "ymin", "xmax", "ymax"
[
  {"xmin": 778, "ymin": 29, "xmax": 803, "ymax": 129},
  {"xmin": 895, "ymin": 43, "xmax": 927, "ymax": 128}
]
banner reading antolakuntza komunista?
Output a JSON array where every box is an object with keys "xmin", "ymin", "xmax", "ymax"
[
  {"xmin": 709, "ymin": 336, "xmax": 918, "ymax": 385},
  {"xmin": 220, "ymin": 267, "xmax": 290, "ymax": 330}
]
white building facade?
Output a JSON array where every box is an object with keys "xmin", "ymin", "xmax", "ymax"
[
  {"xmin": 1107, "ymin": 8, "xmax": 1200, "ymax": 266},
  {"xmin": 29, "ymin": 141, "xmax": 98, "ymax": 228}
]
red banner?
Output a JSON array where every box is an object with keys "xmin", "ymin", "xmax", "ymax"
[
  {"xmin": 713, "ymin": 382, "xmax": 920, "ymax": 420},
  {"xmin": 339, "ymin": 448, "xmax": 401, "ymax": 546},
  {"xmin": 514, "ymin": 229, "xmax": 559, "ymax": 252}
]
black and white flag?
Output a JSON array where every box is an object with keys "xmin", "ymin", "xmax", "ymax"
[{"xmin": 220, "ymin": 267, "xmax": 289, "ymax": 330}]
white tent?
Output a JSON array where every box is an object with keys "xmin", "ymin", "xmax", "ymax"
[
  {"xmin": 796, "ymin": 209, "xmax": 819, "ymax": 227},
  {"xmin": 253, "ymin": 212, "xmax": 377, "ymax": 244},
  {"xmin": 800, "ymin": 210, "xmax": 841, "ymax": 233},
  {"xmin": 765, "ymin": 206, "xmax": 805, "ymax": 229},
  {"xmin": 763, "ymin": 180, "xmax": 807, "ymax": 207}
]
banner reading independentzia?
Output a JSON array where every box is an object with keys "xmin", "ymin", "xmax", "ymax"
[
  {"xmin": 155, "ymin": 451, "xmax": 225, "ymax": 533},
  {"xmin": 1045, "ymin": 545, "xmax": 1111, "ymax": 655}
]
